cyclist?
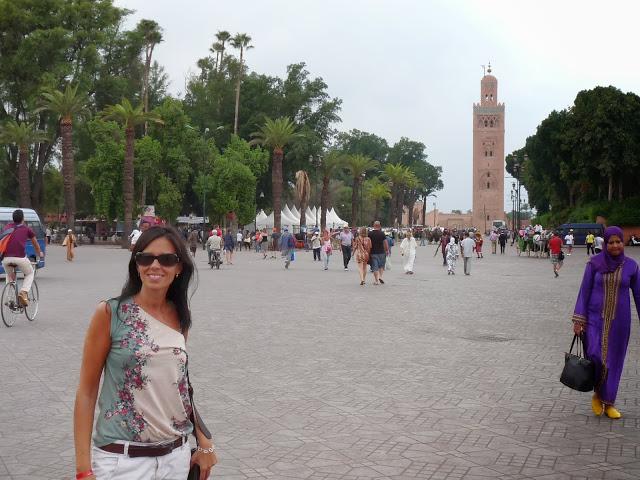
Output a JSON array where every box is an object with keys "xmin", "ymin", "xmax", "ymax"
[
  {"xmin": 205, "ymin": 229, "xmax": 222, "ymax": 265},
  {"xmin": 1, "ymin": 209, "xmax": 44, "ymax": 306}
]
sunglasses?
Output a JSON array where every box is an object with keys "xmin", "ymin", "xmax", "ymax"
[{"xmin": 135, "ymin": 252, "xmax": 180, "ymax": 267}]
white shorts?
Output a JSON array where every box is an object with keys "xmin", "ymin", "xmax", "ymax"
[{"xmin": 92, "ymin": 442, "xmax": 190, "ymax": 480}]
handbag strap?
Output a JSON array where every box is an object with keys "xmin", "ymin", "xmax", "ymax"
[
  {"xmin": 569, "ymin": 334, "xmax": 585, "ymax": 357},
  {"xmin": 185, "ymin": 357, "xmax": 212, "ymax": 443}
]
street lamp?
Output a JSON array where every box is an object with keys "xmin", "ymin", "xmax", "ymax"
[
  {"xmin": 513, "ymin": 160, "xmax": 522, "ymax": 231},
  {"xmin": 201, "ymin": 127, "xmax": 210, "ymax": 249}
]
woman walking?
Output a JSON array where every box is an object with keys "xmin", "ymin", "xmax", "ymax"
[
  {"xmin": 62, "ymin": 228, "xmax": 77, "ymax": 261},
  {"xmin": 353, "ymin": 227, "xmax": 372, "ymax": 285},
  {"xmin": 321, "ymin": 229, "xmax": 332, "ymax": 271},
  {"xmin": 445, "ymin": 236, "xmax": 459, "ymax": 275},
  {"xmin": 223, "ymin": 229, "xmax": 234, "ymax": 264},
  {"xmin": 187, "ymin": 229, "xmax": 199, "ymax": 257},
  {"xmin": 474, "ymin": 232, "xmax": 484, "ymax": 258},
  {"xmin": 73, "ymin": 226, "xmax": 217, "ymax": 479},
  {"xmin": 572, "ymin": 227, "xmax": 640, "ymax": 419},
  {"xmin": 400, "ymin": 230, "xmax": 417, "ymax": 274}
]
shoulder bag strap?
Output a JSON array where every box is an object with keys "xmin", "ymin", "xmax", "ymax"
[{"xmin": 186, "ymin": 358, "xmax": 212, "ymax": 442}]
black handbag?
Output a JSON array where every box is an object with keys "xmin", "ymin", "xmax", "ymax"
[
  {"xmin": 187, "ymin": 448, "xmax": 200, "ymax": 480},
  {"xmin": 560, "ymin": 334, "xmax": 595, "ymax": 392}
]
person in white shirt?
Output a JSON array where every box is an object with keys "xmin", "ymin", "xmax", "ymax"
[
  {"xmin": 564, "ymin": 230, "xmax": 574, "ymax": 255},
  {"xmin": 594, "ymin": 234, "xmax": 605, "ymax": 254},
  {"xmin": 460, "ymin": 232, "xmax": 476, "ymax": 276},
  {"xmin": 400, "ymin": 230, "xmax": 417, "ymax": 274},
  {"xmin": 236, "ymin": 231, "xmax": 243, "ymax": 250}
]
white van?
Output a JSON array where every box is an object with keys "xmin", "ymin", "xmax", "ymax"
[{"xmin": 0, "ymin": 207, "xmax": 47, "ymax": 274}]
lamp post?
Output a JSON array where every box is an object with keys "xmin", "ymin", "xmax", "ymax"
[
  {"xmin": 510, "ymin": 186, "xmax": 515, "ymax": 232},
  {"xmin": 201, "ymin": 127, "xmax": 209, "ymax": 249},
  {"xmin": 513, "ymin": 160, "xmax": 522, "ymax": 231}
]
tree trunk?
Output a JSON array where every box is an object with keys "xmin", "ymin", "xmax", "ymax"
[
  {"xmin": 351, "ymin": 178, "xmax": 358, "ymax": 227},
  {"xmin": 18, "ymin": 144, "xmax": 31, "ymax": 208},
  {"xmin": 61, "ymin": 118, "xmax": 76, "ymax": 230},
  {"xmin": 388, "ymin": 189, "xmax": 395, "ymax": 226},
  {"xmin": 422, "ymin": 198, "xmax": 427, "ymax": 226},
  {"xmin": 122, "ymin": 125, "xmax": 135, "ymax": 248},
  {"xmin": 320, "ymin": 175, "xmax": 329, "ymax": 231},
  {"xmin": 272, "ymin": 147, "xmax": 283, "ymax": 232},
  {"xmin": 607, "ymin": 175, "xmax": 613, "ymax": 202},
  {"xmin": 407, "ymin": 199, "xmax": 415, "ymax": 226},
  {"xmin": 374, "ymin": 199, "xmax": 380, "ymax": 224},
  {"xmin": 233, "ymin": 48, "xmax": 243, "ymax": 135},
  {"xmin": 618, "ymin": 177, "xmax": 623, "ymax": 201},
  {"xmin": 299, "ymin": 197, "xmax": 307, "ymax": 231}
]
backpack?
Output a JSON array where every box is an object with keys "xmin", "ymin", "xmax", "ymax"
[{"xmin": 0, "ymin": 227, "xmax": 16, "ymax": 261}]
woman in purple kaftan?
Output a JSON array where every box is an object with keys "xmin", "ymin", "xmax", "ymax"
[{"xmin": 571, "ymin": 226, "xmax": 640, "ymax": 419}]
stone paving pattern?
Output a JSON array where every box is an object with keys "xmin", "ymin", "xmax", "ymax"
[{"xmin": 1, "ymin": 242, "xmax": 640, "ymax": 479}]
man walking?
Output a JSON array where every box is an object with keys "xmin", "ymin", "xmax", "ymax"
[
  {"xmin": 337, "ymin": 224, "xmax": 353, "ymax": 270},
  {"xmin": 460, "ymin": 231, "xmax": 476, "ymax": 276},
  {"xmin": 564, "ymin": 229, "xmax": 574, "ymax": 255},
  {"xmin": 549, "ymin": 231, "xmax": 564, "ymax": 277},
  {"xmin": 270, "ymin": 227, "xmax": 281, "ymax": 259},
  {"xmin": 279, "ymin": 227, "xmax": 295, "ymax": 269},
  {"xmin": 1, "ymin": 209, "xmax": 44, "ymax": 306},
  {"xmin": 440, "ymin": 229, "xmax": 450, "ymax": 266},
  {"xmin": 498, "ymin": 230, "xmax": 507, "ymax": 254},
  {"xmin": 368, "ymin": 221, "xmax": 389, "ymax": 285}
]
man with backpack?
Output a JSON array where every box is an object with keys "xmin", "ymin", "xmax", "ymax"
[
  {"xmin": 279, "ymin": 227, "xmax": 296, "ymax": 269},
  {"xmin": 0, "ymin": 209, "xmax": 44, "ymax": 306}
]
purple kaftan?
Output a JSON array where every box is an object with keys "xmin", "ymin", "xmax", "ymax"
[{"xmin": 572, "ymin": 258, "xmax": 640, "ymax": 404}]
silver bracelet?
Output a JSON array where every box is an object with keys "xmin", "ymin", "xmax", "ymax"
[{"xmin": 197, "ymin": 444, "xmax": 216, "ymax": 454}]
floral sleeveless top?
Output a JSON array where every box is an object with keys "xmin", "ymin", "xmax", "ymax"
[{"xmin": 93, "ymin": 298, "xmax": 193, "ymax": 446}]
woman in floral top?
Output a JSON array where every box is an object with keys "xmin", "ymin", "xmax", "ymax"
[{"xmin": 74, "ymin": 226, "xmax": 217, "ymax": 480}]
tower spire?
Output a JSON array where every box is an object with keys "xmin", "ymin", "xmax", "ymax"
[{"xmin": 487, "ymin": 62, "xmax": 492, "ymax": 74}]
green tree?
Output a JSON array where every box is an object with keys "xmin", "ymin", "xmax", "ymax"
[
  {"xmin": 37, "ymin": 84, "xmax": 91, "ymax": 229},
  {"xmin": 215, "ymin": 30, "xmax": 232, "ymax": 70},
  {"xmin": 384, "ymin": 163, "xmax": 416, "ymax": 227},
  {"xmin": 135, "ymin": 19, "xmax": 163, "ymax": 132},
  {"xmin": 319, "ymin": 151, "xmax": 343, "ymax": 230},
  {"xmin": 365, "ymin": 177, "xmax": 391, "ymax": 224},
  {"xmin": 209, "ymin": 157, "xmax": 256, "ymax": 225},
  {"xmin": 0, "ymin": 121, "xmax": 47, "ymax": 207},
  {"xmin": 230, "ymin": 33, "xmax": 253, "ymax": 135},
  {"xmin": 100, "ymin": 99, "xmax": 163, "ymax": 246},
  {"xmin": 336, "ymin": 129, "xmax": 389, "ymax": 163},
  {"xmin": 156, "ymin": 174, "xmax": 182, "ymax": 224},
  {"xmin": 250, "ymin": 117, "xmax": 300, "ymax": 231},
  {"xmin": 344, "ymin": 154, "xmax": 378, "ymax": 226}
]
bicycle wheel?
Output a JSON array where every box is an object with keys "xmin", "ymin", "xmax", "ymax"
[
  {"xmin": 1, "ymin": 283, "xmax": 20, "ymax": 327},
  {"xmin": 24, "ymin": 280, "xmax": 39, "ymax": 321}
]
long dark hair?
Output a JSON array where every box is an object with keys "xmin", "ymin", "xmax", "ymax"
[{"xmin": 117, "ymin": 225, "xmax": 196, "ymax": 333}]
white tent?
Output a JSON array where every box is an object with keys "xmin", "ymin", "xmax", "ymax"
[
  {"xmin": 280, "ymin": 205, "xmax": 299, "ymax": 227},
  {"xmin": 291, "ymin": 205, "xmax": 300, "ymax": 221},
  {"xmin": 251, "ymin": 205, "xmax": 347, "ymax": 230},
  {"xmin": 255, "ymin": 210, "xmax": 271, "ymax": 229}
]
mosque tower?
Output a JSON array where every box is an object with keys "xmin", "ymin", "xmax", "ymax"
[{"xmin": 472, "ymin": 63, "xmax": 505, "ymax": 231}]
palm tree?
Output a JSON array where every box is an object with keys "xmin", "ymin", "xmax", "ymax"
[
  {"xmin": 100, "ymin": 99, "xmax": 163, "ymax": 247},
  {"xmin": 384, "ymin": 163, "xmax": 416, "ymax": 227},
  {"xmin": 319, "ymin": 151, "xmax": 342, "ymax": 231},
  {"xmin": 215, "ymin": 30, "xmax": 232, "ymax": 69},
  {"xmin": 230, "ymin": 33, "xmax": 253, "ymax": 135},
  {"xmin": 344, "ymin": 154, "xmax": 378, "ymax": 226},
  {"xmin": 0, "ymin": 121, "xmax": 47, "ymax": 208},
  {"xmin": 37, "ymin": 84, "xmax": 90, "ymax": 230},
  {"xmin": 295, "ymin": 170, "xmax": 311, "ymax": 230},
  {"xmin": 136, "ymin": 20, "xmax": 163, "ymax": 131},
  {"xmin": 250, "ymin": 117, "xmax": 300, "ymax": 232},
  {"xmin": 209, "ymin": 42, "xmax": 224, "ymax": 71},
  {"xmin": 365, "ymin": 178, "xmax": 391, "ymax": 224}
]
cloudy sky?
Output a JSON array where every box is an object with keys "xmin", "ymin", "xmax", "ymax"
[{"xmin": 117, "ymin": 0, "xmax": 640, "ymax": 212}]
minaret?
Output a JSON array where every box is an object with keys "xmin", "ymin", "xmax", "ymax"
[{"xmin": 472, "ymin": 63, "xmax": 505, "ymax": 232}]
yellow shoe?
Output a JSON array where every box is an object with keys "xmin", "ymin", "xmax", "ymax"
[
  {"xmin": 591, "ymin": 394, "xmax": 604, "ymax": 416},
  {"xmin": 604, "ymin": 405, "xmax": 622, "ymax": 419},
  {"xmin": 18, "ymin": 290, "xmax": 29, "ymax": 307}
]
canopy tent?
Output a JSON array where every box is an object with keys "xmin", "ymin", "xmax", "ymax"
[{"xmin": 252, "ymin": 206, "xmax": 347, "ymax": 231}]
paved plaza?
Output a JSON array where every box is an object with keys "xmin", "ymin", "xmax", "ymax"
[{"xmin": 1, "ymin": 242, "xmax": 640, "ymax": 480}]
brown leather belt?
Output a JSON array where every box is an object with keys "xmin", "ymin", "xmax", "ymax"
[{"xmin": 99, "ymin": 436, "xmax": 186, "ymax": 457}]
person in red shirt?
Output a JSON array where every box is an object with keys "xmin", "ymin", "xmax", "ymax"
[
  {"xmin": 548, "ymin": 231, "xmax": 564, "ymax": 278},
  {"xmin": 1, "ymin": 209, "xmax": 44, "ymax": 305}
]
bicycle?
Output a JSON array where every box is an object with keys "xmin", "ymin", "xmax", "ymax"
[{"xmin": 1, "ymin": 260, "xmax": 39, "ymax": 327}]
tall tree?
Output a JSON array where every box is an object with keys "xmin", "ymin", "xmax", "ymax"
[
  {"xmin": 319, "ymin": 152, "xmax": 343, "ymax": 231},
  {"xmin": 0, "ymin": 121, "xmax": 47, "ymax": 208},
  {"xmin": 37, "ymin": 84, "xmax": 91, "ymax": 229},
  {"xmin": 295, "ymin": 170, "xmax": 311, "ymax": 230},
  {"xmin": 100, "ymin": 99, "xmax": 163, "ymax": 247},
  {"xmin": 384, "ymin": 163, "xmax": 415, "ymax": 226},
  {"xmin": 250, "ymin": 117, "xmax": 300, "ymax": 232},
  {"xmin": 136, "ymin": 19, "xmax": 163, "ymax": 133},
  {"xmin": 215, "ymin": 30, "xmax": 232, "ymax": 69},
  {"xmin": 344, "ymin": 154, "xmax": 378, "ymax": 226},
  {"xmin": 365, "ymin": 178, "xmax": 391, "ymax": 225},
  {"xmin": 231, "ymin": 33, "xmax": 253, "ymax": 135}
]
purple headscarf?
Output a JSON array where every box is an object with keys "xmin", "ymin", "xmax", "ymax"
[{"xmin": 589, "ymin": 226, "xmax": 625, "ymax": 274}]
